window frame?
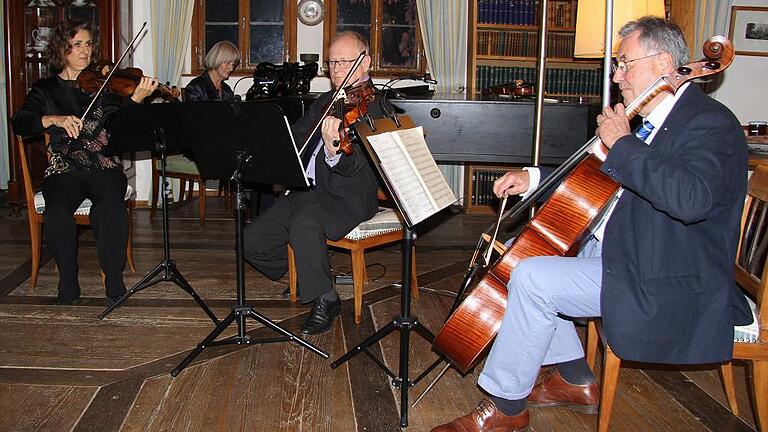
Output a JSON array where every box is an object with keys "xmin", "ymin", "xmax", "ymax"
[
  {"xmin": 190, "ymin": 0, "xmax": 297, "ymax": 74},
  {"xmin": 324, "ymin": 0, "xmax": 427, "ymax": 77}
]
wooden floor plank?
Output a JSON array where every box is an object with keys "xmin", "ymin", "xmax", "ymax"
[{"xmin": 0, "ymin": 384, "xmax": 97, "ymax": 432}]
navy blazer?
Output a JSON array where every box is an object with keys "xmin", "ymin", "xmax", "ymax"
[
  {"xmin": 599, "ymin": 85, "xmax": 752, "ymax": 364},
  {"xmin": 290, "ymin": 83, "xmax": 386, "ymax": 240}
]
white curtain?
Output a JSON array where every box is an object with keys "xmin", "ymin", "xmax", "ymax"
[
  {"xmin": 695, "ymin": 0, "xmax": 733, "ymax": 55},
  {"xmin": 415, "ymin": 0, "xmax": 468, "ymax": 93},
  {"xmin": 151, "ymin": 0, "xmax": 195, "ymax": 87},
  {"xmin": 415, "ymin": 0, "xmax": 468, "ymax": 203},
  {"xmin": 1, "ymin": 1, "xmax": 10, "ymax": 189}
]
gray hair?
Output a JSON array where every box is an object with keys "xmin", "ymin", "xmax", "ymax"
[
  {"xmin": 619, "ymin": 16, "xmax": 690, "ymax": 67},
  {"xmin": 204, "ymin": 41, "xmax": 241, "ymax": 70},
  {"xmin": 331, "ymin": 31, "xmax": 369, "ymax": 55}
]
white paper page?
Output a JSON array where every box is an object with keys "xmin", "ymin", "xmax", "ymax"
[
  {"xmin": 394, "ymin": 126, "xmax": 456, "ymax": 209},
  {"xmin": 366, "ymin": 131, "xmax": 435, "ymax": 225}
]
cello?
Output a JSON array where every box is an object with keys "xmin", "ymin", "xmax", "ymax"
[{"xmin": 432, "ymin": 36, "xmax": 736, "ymax": 374}]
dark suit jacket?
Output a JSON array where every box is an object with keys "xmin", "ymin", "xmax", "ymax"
[
  {"xmin": 290, "ymin": 83, "xmax": 387, "ymax": 240},
  {"xmin": 184, "ymin": 72, "xmax": 235, "ymax": 102},
  {"xmin": 599, "ymin": 84, "xmax": 751, "ymax": 364}
]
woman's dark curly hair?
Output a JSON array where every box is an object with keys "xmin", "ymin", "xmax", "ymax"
[{"xmin": 47, "ymin": 20, "xmax": 99, "ymax": 75}]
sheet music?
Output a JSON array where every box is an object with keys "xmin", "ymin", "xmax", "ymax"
[
  {"xmin": 367, "ymin": 132, "xmax": 436, "ymax": 224},
  {"xmin": 394, "ymin": 127, "xmax": 456, "ymax": 210},
  {"xmin": 366, "ymin": 126, "xmax": 457, "ymax": 226}
]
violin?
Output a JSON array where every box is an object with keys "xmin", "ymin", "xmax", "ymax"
[
  {"xmin": 77, "ymin": 60, "xmax": 181, "ymax": 101},
  {"xmin": 482, "ymin": 79, "xmax": 535, "ymax": 98},
  {"xmin": 331, "ymin": 81, "xmax": 376, "ymax": 155},
  {"xmin": 432, "ymin": 36, "xmax": 736, "ymax": 374}
]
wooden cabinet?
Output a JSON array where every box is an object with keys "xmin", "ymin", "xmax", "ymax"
[
  {"xmin": 467, "ymin": 0, "xmax": 602, "ymax": 99},
  {"xmin": 3, "ymin": 0, "xmax": 120, "ymax": 209}
]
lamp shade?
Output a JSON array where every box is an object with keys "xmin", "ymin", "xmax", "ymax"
[{"xmin": 574, "ymin": 0, "xmax": 665, "ymax": 58}]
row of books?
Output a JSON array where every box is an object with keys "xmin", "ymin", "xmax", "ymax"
[
  {"xmin": 478, "ymin": 0, "xmax": 540, "ymax": 26},
  {"xmin": 476, "ymin": 65, "xmax": 602, "ymax": 96},
  {"xmin": 477, "ymin": 30, "xmax": 575, "ymax": 59},
  {"xmin": 470, "ymin": 168, "xmax": 507, "ymax": 206},
  {"xmin": 547, "ymin": 1, "xmax": 577, "ymax": 28}
]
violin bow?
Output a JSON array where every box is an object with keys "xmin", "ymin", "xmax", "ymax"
[
  {"xmin": 297, "ymin": 51, "xmax": 367, "ymax": 156},
  {"xmin": 79, "ymin": 21, "xmax": 148, "ymax": 123}
]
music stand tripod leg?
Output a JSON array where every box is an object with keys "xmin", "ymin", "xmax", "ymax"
[
  {"xmin": 98, "ymin": 128, "xmax": 219, "ymax": 325},
  {"xmin": 171, "ymin": 152, "xmax": 328, "ymax": 377},
  {"xmin": 330, "ymin": 226, "xmax": 437, "ymax": 427}
]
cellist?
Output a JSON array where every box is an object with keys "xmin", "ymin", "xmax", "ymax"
[{"xmin": 432, "ymin": 17, "xmax": 752, "ymax": 432}]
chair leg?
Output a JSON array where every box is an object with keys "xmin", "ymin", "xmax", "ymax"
[
  {"xmin": 287, "ymin": 245, "xmax": 298, "ymax": 303},
  {"xmin": 126, "ymin": 207, "xmax": 136, "ymax": 273},
  {"xmin": 29, "ymin": 221, "xmax": 42, "ymax": 290},
  {"xmin": 410, "ymin": 245, "xmax": 419, "ymax": 300},
  {"xmin": 720, "ymin": 361, "xmax": 739, "ymax": 416},
  {"xmin": 753, "ymin": 360, "xmax": 768, "ymax": 432},
  {"xmin": 586, "ymin": 320, "xmax": 598, "ymax": 372},
  {"xmin": 178, "ymin": 179, "xmax": 186, "ymax": 202},
  {"xmin": 199, "ymin": 180, "xmax": 206, "ymax": 226},
  {"xmin": 351, "ymin": 249, "xmax": 366, "ymax": 324},
  {"xmin": 150, "ymin": 171, "xmax": 159, "ymax": 219},
  {"xmin": 598, "ymin": 347, "xmax": 621, "ymax": 432}
]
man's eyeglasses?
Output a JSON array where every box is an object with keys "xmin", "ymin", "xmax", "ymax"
[
  {"xmin": 611, "ymin": 52, "xmax": 665, "ymax": 74},
  {"xmin": 325, "ymin": 59, "xmax": 358, "ymax": 70}
]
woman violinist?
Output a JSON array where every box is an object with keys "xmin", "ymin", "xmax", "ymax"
[{"xmin": 11, "ymin": 20, "xmax": 158, "ymax": 306}]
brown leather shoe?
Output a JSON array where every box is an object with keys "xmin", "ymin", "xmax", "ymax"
[
  {"xmin": 528, "ymin": 368, "xmax": 599, "ymax": 414},
  {"xmin": 431, "ymin": 399, "xmax": 529, "ymax": 432}
]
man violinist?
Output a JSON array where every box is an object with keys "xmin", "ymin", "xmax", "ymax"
[
  {"xmin": 432, "ymin": 16, "xmax": 752, "ymax": 432},
  {"xmin": 243, "ymin": 31, "xmax": 391, "ymax": 335}
]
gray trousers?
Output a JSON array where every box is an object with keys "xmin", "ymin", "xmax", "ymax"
[{"xmin": 478, "ymin": 237, "xmax": 603, "ymax": 400}]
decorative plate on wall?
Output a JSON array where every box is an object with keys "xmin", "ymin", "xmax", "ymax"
[{"xmin": 298, "ymin": 0, "xmax": 325, "ymax": 26}]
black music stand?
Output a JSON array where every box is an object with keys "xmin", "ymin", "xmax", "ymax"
[
  {"xmin": 168, "ymin": 101, "xmax": 328, "ymax": 376},
  {"xmin": 99, "ymin": 103, "xmax": 219, "ymax": 323},
  {"xmin": 329, "ymin": 116, "xmax": 442, "ymax": 427}
]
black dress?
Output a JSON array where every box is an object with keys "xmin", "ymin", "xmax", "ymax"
[{"xmin": 11, "ymin": 76, "xmax": 132, "ymax": 303}]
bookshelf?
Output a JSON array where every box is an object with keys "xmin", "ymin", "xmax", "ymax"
[
  {"xmin": 468, "ymin": 0, "xmax": 603, "ymax": 98},
  {"xmin": 465, "ymin": 164, "xmax": 512, "ymax": 214}
]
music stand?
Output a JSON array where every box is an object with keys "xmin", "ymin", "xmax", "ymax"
[
  {"xmin": 98, "ymin": 103, "xmax": 219, "ymax": 324},
  {"xmin": 168, "ymin": 101, "xmax": 328, "ymax": 376},
  {"xmin": 329, "ymin": 116, "xmax": 442, "ymax": 427}
]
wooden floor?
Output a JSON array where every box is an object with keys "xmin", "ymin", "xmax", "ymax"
[{"xmin": 0, "ymin": 195, "xmax": 760, "ymax": 432}]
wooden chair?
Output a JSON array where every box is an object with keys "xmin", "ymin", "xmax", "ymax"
[
  {"xmin": 17, "ymin": 134, "xmax": 136, "ymax": 290},
  {"xmin": 287, "ymin": 206, "xmax": 419, "ymax": 324},
  {"xmin": 150, "ymin": 155, "xmax": 208, "ymax": 225},
  {"xmin": 586, "ymin": 165, "xmax": 768, "ymax": 432}
]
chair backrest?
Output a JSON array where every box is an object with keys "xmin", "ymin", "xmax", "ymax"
[
  {"xmin": 735, "ymin": 164, "xmax": 768, "ymax": 343},
  {"xmin": 16, "ymin": 134, "xmax": 50, "ymax": 216}
]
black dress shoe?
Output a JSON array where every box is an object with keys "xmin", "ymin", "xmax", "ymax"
[
  {"xmin": 301, "ymin": 297, "xmax": 341, "ymax": 335},
  {"xmin": 55, "ymin": 296, "xmax": 81, "ymax": 305}
]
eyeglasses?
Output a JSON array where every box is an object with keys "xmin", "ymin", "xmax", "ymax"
[
  {"xmin": 325, "ymin": 59, "xmax": 358, "ymax": 70},
  {"xmin": 611, "ymin": 52, "xmax": 665, "ymax": 74},
  {"xmin": 226, "ymin": 60, "xmax": 240, "ymax": 68}
]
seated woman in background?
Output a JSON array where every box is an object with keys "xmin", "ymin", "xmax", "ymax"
[
  {"xmin": 11, "ymin": 20, "xmax": 158, "ymax": 305},
  {"xmin": 184, "ymin": 40, "xmax": 240, "ymax": 102}
]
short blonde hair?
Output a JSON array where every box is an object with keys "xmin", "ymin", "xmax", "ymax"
[{"xmin": 204, "ymin": 41, "xmax": 241, "ymax": 70}]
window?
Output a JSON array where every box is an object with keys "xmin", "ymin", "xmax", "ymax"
[
  {"xmin": 325, "ymin": 0, "xmax": 426, "ymax": 76},
  {"xmin": 191, "ymin": 0, "xmax": 296, "ymax": 72}
]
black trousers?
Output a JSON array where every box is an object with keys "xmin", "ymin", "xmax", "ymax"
[
  {"xmin": 41, "ymin": 169, "xmax": 128, "ymax": 302},
  {"xmin": 243, "ymin": 189, "xmax": 332, "ymax": 303}
]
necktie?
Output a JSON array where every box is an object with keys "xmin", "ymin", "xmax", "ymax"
[
  {"xmin": 300, "ymin": 142, "xmax": 317, "ymax": 169},
  {"xmin": 634, "ymin": 119, "xmax": 655, "ymax": 142}
]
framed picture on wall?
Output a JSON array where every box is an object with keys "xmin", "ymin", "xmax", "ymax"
[{"xmin": 729, "ymin": 6, "xmax": 768, "ymax": 57}]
